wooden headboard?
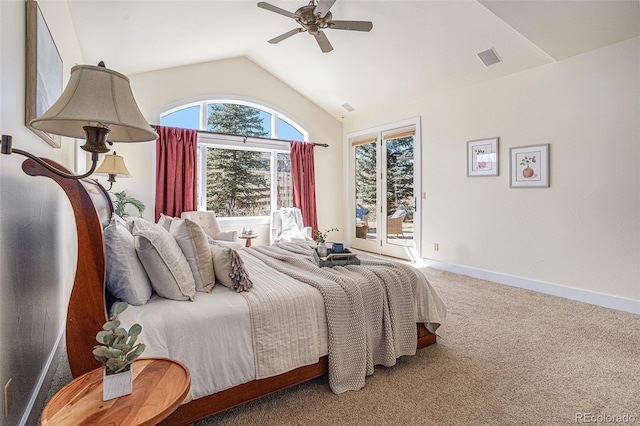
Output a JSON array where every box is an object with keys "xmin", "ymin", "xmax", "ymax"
[{"xmin": 23, "ymin": 158, "xmax": 113, "ymax": 378}]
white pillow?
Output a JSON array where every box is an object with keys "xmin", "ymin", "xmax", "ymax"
[
  {"xmin": 170, "ymin": 218, "xmax": 215, "ymax": 292},
  {"xmin": 131, "ymin": 220, "xmax": 196, "ymax": 301},
  {"xmin": 103, "ymin": 216, "xmax": 152, "ymax": 305},
  {"xmin": 209, "ymin": 243, "xmax": 253, "ymax": 292},
  {"xmin": 391, "ymin": 210, "xmax": 405, "ymax": 218},
  {"xmin": 157, "ymin": 213, "xmax": 175, "ymax": 232},
  {"xmin": 125, "ymin": 216, "xmax": 152, "ymax": 234}
]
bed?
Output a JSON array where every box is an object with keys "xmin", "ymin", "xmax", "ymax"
[{"xmin": 24, "ymin": 158, "xmax": 446, "ymax": 425}]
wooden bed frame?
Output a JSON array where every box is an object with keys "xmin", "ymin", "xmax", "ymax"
[{"xmin": 25, "ymin": 158, "xmax": 437, "ymax": 426}]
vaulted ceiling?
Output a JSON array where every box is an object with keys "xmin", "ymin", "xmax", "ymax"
[{"xmin": 65, "ymin": 0, "xmax": 639, "ymax": 122}]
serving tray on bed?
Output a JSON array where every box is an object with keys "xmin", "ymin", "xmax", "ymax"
[{"xmin": 313, "ymin": 248, "xmax": 360, "ymax": 268}]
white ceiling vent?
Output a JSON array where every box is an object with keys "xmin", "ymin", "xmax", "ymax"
[
  {"xmin": 477, "ymin": 48, "xmax": 502, "ymax": 67},
  {"xmin": 341, "ymin": 103, "xmax": 355, "ymax": 112}
]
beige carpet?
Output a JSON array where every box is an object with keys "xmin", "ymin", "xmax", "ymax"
[{"xmin": 42, "ymin": 268, "xmax": 640, "ymax": 426}]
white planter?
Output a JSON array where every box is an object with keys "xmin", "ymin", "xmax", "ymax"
[
  {"xmin": 317, "ymin": 242, "xmax": 328, "ymax": 257},
  {"xmin": 102, "ymin": 367, "xmax": 132, "ymax": 401}
]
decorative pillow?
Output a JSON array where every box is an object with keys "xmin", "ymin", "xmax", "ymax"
[
  {"xmin": 209, "ymin": 243, "xmax": 253, "ymax": 292},
  {"xmin": 157, "ymin": 213, "xmax": 175, "ymax": 232},
  {"xmin": 103, "ymin": 216, "xmax": 152, "ymax": 305},
  {"xmin": 110, "ymin": 213, "xmax": 127, "ymax": 228},
  {"xmin": 126, "ymin": 216, "xmax": 153, "ymax": 234},
  {"xmin": 131, "ymin": 220, "xmax": 196, "ymax": 301},
  {"xmin": 170, "ymin": 218, "xmax": 215, "ymax": 292}
]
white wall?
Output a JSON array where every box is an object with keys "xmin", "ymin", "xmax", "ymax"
[
  {"xmin": 345, "ymin": 38, "xmax": 639, "ymax": 303},
  {"xmin": 115, "ymin": 56, "xmax": 345, "ymax": 239},
  {"xmin": 0, "ymin": 1, "xmax": 83, "ymax": 424}
]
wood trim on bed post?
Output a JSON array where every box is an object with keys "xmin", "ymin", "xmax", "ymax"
[
  {"xmin": 417, "ymin": 323, "xmax": 437, "ymax": 348},
  {"xmin": 22, "ymin": 158, "xmax": 111, "ymax": 378},
  {"xmin": 160, "ymin": 357, "xmax": 329, "ymax": 426}
]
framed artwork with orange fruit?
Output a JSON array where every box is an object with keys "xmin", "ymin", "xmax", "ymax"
[{"xmin": 510, "ymin": 144, "xmax": 549, "ymax": 188}]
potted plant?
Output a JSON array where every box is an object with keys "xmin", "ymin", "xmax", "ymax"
[
  {"xmin": 93, "ymin": 301, "xmax": 146, "ymax": 400},
  {"xmin": 314, "ymin": 228, "xmax": 338, "ymax": 257},
  {"xmin": 112, "ymin": 191, "xmax": 146, "ymax": 218}
]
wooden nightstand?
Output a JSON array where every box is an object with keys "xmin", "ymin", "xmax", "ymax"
[
  {"xmin": 239, "ymin": 233, "xmax": 259, "ymax": 247},
  {"xmin": 41, "ymin": 358, "xmax": 190, "ymax": 426}
]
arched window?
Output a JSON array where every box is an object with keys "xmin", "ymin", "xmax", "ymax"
[{"xmin": 160, "ymin": 100, "xmax": 308, "ymax": 218}]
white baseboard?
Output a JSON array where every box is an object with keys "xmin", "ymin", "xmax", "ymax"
[
  {"xmin": 421, "ymin": 258, "xmax": 640, "ymax": 315},
  {"xmin": 20, "ymin": 328, "xmax": 65, "ymax": 426}
]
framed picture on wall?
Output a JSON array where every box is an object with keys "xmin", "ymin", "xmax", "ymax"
[
  {"xmin": 467, "ymin": 137, "xmax": 498, "ymax": 177},
  {"xmin": 510, "ymin": 144, "xmax": 550, "ymax": 188},
  {"xmin": 25, "ymin": 0, "xmax": 63, "ymax": 148}
]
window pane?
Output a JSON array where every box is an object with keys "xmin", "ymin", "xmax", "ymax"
[
  {"xmin": 205, "ymin": 147, "xmax": 271, "ymax": 217},
  {"xmin": 386, "ymin": 137, "xmax": 414, "ymax": 246},
  {"xmin": 207, "ymin": 103, "xmax": 271, "ymax": 137},
  {"xmin": 161, "ymin": 105, "xmax": 200, "ymax": 129},
  {"xmin": 355, "ymin": 142, "xmax": 377, "ymax": 240},
  {"xmin": 260, "ymin": 111, "xmax": 272, "ymax": 137},
  {"xmin": 277, "ymin": 153, "xmax": 292, "ymax": 209},
  {"xmin": 277, "ymin": 118, "xmax": 303, "ymax": 141}
]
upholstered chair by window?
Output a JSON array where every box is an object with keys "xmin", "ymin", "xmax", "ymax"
[{"xmin": 181, "ymin": 211, "xmax": 243, "ymax": 250}]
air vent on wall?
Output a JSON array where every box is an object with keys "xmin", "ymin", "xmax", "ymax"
[
  {"xmin": 341, "ymin": 103, "xmax": 355, "ymax": 112},
  {"xmin": 477, "ymin": 48, "xmax": 502, "ymax": 67}
]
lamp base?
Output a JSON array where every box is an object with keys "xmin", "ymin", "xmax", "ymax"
[{"xmin": 81, "ymin": 126, "xmax": 111, "ymax": 154}]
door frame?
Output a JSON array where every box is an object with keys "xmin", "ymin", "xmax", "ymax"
[{"xmin": 345, "ymin": 117, "xmax": 422, "ymax": 260}]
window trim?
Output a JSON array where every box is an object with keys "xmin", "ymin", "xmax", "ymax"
[
  {"xmin": 196, "ymin": 141, "xmax": 290, "ymax": 214},
  {"xmin": 160, "ymin": 97, "xmax": 309, "ymax": 141},
  {"xmin": 160, "ymin": 98, "xmax": 308, "ymax": 217}
]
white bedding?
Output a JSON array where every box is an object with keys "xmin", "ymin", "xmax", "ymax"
[
  {"xmin": 118, "ymin": 276, "xmax": 328, "ymax": 402},
  {"xmin": 117, "ymin": 244, "xmax": 446, "ymax": 402}
]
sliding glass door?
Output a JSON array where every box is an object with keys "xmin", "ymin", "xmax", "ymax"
[
  {"xmin": 353, "ymin": 138, "xmax": 378, "ymax": 250},
  {"xmin": 349, "ymin": 119, "xmax": 421, "ymax": 260},
  {"xmin": 384, "ymin": 131, "xmax": 415, "ymax": 250}
]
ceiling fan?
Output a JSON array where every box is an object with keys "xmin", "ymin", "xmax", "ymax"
[{"xmin": 257, "ymin": 0, "xmax": 373, "ymax": 53}]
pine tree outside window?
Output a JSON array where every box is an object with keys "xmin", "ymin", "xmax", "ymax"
[{"xmin": 160, "ymin": 99, "xmax": 306, "ymax": 218}]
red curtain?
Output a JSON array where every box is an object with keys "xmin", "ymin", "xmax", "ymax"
[
  {"xmin": 155, "ymin": 126, "xmax": 197, "ymax": 222},
  {"xmin": 290, "ymin": 141, "xmax": 318, "ymax": 232}
]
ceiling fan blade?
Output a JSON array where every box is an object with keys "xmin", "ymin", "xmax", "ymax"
[
  {"xmin": 257, "ymin": 2, "xmax": 296, "ymax": 19},
  {"xmin": 314, "ymin": 0, "xmax": 336, "ymax": 18},
  {"xmin": 268, "ymin": 28, "xmax": 305, "ymax": 44},
  {"xmin": 314, "ymin": 30, "xmax": 333, "ymax": 53},
  {"xmin": 329, "ymin": 20, "xmax": 373, "ymax": 32}
]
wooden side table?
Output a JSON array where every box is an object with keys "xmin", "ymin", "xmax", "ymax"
[
  {"xmin": 239, "ymin": 233, "xmax": 259, "ymax": 247},
  {"xmin": 41, "ymin": 358, "xmax": 190, "ymax": 426}
]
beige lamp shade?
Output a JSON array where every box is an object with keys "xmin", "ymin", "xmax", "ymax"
[
  {"xmin": 94, "ymin": 152, "xmax": 132, "ymax": 177},
  {"xmin": 29, "ymin": 64, "xmax": 158, "ymax": 143}
]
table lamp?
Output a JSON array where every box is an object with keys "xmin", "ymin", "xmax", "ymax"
[{"xmin": 94, "ymin": 151, "xmax": 132, "ymax": 190}]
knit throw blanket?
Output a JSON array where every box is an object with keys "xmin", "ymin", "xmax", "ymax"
[{"xmin": 240, "ymin": 243, "xmax": 421, "ymax": 394}]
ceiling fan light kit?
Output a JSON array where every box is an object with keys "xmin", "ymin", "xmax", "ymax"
[{"xmin": 258, "ymin": 0, "xmax": 373, "ymax": 53}]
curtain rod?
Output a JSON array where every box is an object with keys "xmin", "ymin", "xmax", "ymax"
[{"xmin": 151, "ymin": 125, "xmax": 328, "ymax": 148}]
